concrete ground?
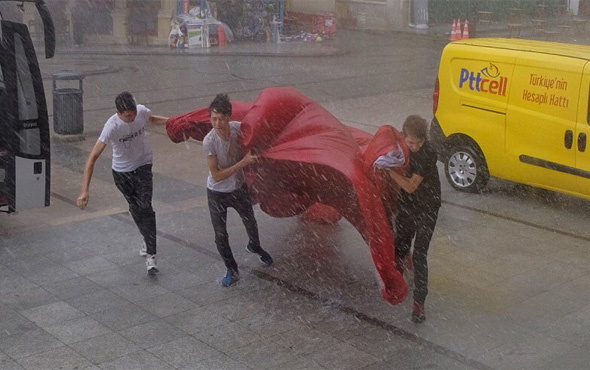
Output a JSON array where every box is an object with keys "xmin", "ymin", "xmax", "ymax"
[{"xmin": 2, "ymin": 26, "xmax": 590, "ymax": 369}]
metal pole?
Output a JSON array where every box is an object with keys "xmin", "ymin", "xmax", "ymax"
[{"xmin": 279, "ymin": 0, "xmax": 284, "ymax": 32}]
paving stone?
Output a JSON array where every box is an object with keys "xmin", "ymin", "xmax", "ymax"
[
  {"xmin": 539, "ymin": 345, "xmax": 590, "ymax": 369},
  {"xmin": 3, "ymin": 257, "xmax": 59, "ymax": 275},
  {"xmin": 134, "ymin": 292, "xmax": 198, "ymax": 318},
  {"xmin": 176, "ymin": 351, "xmax": 251, "ymax": 370},
  {"xmin": 0, "ymin": 287, "xmax": 59, "ymax": 311},
  {"xmin": 101, "ymin": 248, "xmax": 144, "ymax": 268},
  {"xmin": 43, "ymin": 276, "xmax": 104, "ymax": 300},
  {"xmin": 0, "ymin": 275, "xmax": 38, "ymax": 295},
  {"xmin": 305, "ymin": 308, "xmax": 378, "ymax": 341},
  {"xmin": 90, "ymin": 302, "xmax": 157, "ymax": 331},
  {"xmin": 0, "ymin": 310, "xmax": 38, "ymax": 339},
  {"xmin": 150, "ymin": 269, "xmax": 206, "ymax": 292},
  {"xmin": 20, "ymin": 301, "xmax": 85, "ymax": 327},
  {"xmin": 118, "ymin": 320, "xmax": 187, "ymax": 349},
  {"xmin": 201, "ymin": 294, "xmax": 264, "ymax": 322},
  {"xmin": 97, "ymin": 350, "xmax": 175, "ymax": 370},
  {"xmin": 164, "ymin": 307, "xmax": 231, "ymax": 335},
  {"xmin": 269, "ymin": 327, "xmax": 341, "ymax": 356},
  {"xmin": 64, "ymin": 256, "xmax": 121, "ymax": 275},
  {"xmin": 147, "ymin": 336, "xmax": 221, "ymax": 368},
  {"xmin": 0, "ymin": 266, "xmax": 18, "ymax": 278},
  {"xmin": 175, "ymin": 280, "xmax": 243, "ymax": 306},
  {"xmin": 69, "ymin": 333, "xmax": 141, "ymax": 365},
  {"xmin": 477, "ymin": 329, "xmax": 575, "ymax": 369},
  {"xmin": 0, "ymin": 329, "xmax": 64, "ymax": 359},
  {"xmin": 110, "ymin": 281, "xmax": 171, "ymax": 303},
  {"xmin": 22, "ymin": 266, "xmax": 80, "ymax": 286},
  {"xmin": 273, "ymin": 357, "xmax": 327, "ymax": 370},
  {"xmin": 66, "ymin": 289, "xmax": 129, "ymax": 315},
  {"xmin": 0, "ymin": 350, "xmax": 25, "ymax": 370},
  {"xmin": 16, "ymin": 346, "xmax": 94, "ymax": 370},
  {"xmin": 44, "ymin": 317, "xmax": 112, "ymax": 344},
  {"xmin": 226, "ymin": 339, "xmax": 300, "ymax": 370},
  {"xmin": 308, "ymin": 342, "xmax": 379, "ymax": 370},
  {"xmin": 85, "ymin": 267, "xmax": 137, "ymax": 287},
  {"xmin": 544, "ymin": 304, "xmax": 590, "ymax": 345},
  {"xmin": 508, "ymin": 289, "xmax": 590, "ymax": 333},
  {"xmin": 194, "ymin": 321, "xmax": 263, "ymax": 351},
  {"xmin": 235, "ymin": 309, "xmax": 300, "ymax": 337}
]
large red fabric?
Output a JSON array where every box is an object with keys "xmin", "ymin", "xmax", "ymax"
[{"xmin": 166, "ymin": 87, "xmax": 409, "ymax": 305}]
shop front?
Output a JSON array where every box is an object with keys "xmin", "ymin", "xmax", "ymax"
[{"xmin": 24, "ymin": 0, "xmax": 352, "ymax": 46}]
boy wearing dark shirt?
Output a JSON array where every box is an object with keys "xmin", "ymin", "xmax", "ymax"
[{"xmin": 385, "ymin": 115, "xmax": 441, "ymax": 323}]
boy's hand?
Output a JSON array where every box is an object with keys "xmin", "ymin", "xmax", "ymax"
[
  {"xmin": 77, "ymin": 192, "xmax": 89, "ymax": 210},
  {"xmin": 243, "ymin": 151, "xmax": 258, "ymax": 165}
]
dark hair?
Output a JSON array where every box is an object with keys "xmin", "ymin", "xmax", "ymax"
[
  {"xmin": 209, "ymin": 93, "xmax": 232, "ymax": 117},
  {"xmin": 402, "ymin": 115, "xmax": 428, "ymax": 141},
  {"xmin": 115, "ymin": 91, "xmax": 137, "ymax": 113}
]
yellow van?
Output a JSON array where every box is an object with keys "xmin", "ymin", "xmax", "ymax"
[{"xmin": 431, "ymin": 38, "xmax": 590, "ymax": 199}]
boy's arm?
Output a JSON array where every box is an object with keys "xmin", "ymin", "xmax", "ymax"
[
  {"xmin": 149, "ymin": 115, "xmax": 169, "ymax": 126},
  {"xmin": 386, "ymin": 169, "xmax": 423, "ymax": 194},
  {"xmin": 207, "ymin": 151, "xmax": 257, "ymax": 183},
  {"xmin": 77, "ymin": 140, "xmax": 107, "ymax": 210}
]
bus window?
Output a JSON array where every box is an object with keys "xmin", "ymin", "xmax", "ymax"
[
  {"xmin": 15, "ymin": 34, "xmax": 38, "ymax": 120},
  {"xmin": 0, "ymin": 66, "xmax": 5, "ymax": 91},
  {"xmin": 14, "ymin": 33, "xmax": 40, "ymax": 156},
  {"xmin": 0, "ymin": 64, "xmax": 5, "ymax": 200},
  {"xmin": 0, "ymin": 64, "xmax": 5, "ymax": 144}
]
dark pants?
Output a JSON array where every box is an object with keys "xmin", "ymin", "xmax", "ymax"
[
  {"xmin": 395, "ymin": 207, "xmax": 439, "ymax": 305},
  {"xmin": 207, "ymin": 186, "xmax": 262, "ymax": 272},
  {"xmin": 112, "ymin": 164, "xmax": 156, "ymax": 255}
]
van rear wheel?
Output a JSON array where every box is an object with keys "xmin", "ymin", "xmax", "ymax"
[{"xmin": 445, "ymin": 145, "xmax": 489, "ymax": 192}]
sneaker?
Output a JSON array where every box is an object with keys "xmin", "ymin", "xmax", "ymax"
[
  {"xmin": 411, "ymin": 301, "xmax": 426, "ymax": 323},
  {"xmin": 139, "ymin": 245, "xmax": 147, "ymax": 257},
  {"xmin": 245, "ymin": 243, "xmax": 273, "ymax": 266},
  {"xmin": 221, "ymin": 268, "xmax": 239, "ymax": 287},
  {"xmin": 145, "ymin": 254, "xmax": 158, "ymax": 275}
]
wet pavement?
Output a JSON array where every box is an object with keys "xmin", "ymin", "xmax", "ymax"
[{"xmin": 2, "ymin": 27, "xmax": 590, "ymax": 369}]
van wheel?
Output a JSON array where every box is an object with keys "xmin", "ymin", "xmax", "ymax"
[{"xmin": 445, "ymin": 145, "xmax": 489, "ymax": 192}]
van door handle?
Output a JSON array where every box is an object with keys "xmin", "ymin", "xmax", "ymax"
[
  {"xmin": 578, "ymin": 133, "xmax": 587, "ymax": 152},
  {"xmin": 565, "ymin": 130, "xmax": 573, "ymax": 149}
]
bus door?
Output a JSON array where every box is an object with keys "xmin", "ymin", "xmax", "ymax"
[{"xmin": 0, "ymin": 20, "xmax": 50, "ymax": 212}]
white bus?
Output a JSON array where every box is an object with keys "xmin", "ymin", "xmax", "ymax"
[{"xmin": 0, "ymin": 0, "xmax": 54, "ymax": 213}]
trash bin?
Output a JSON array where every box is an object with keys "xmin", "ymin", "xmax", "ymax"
[{"xmin": 52, "ymin": 71, "xmax": 84, "ymax": 135}]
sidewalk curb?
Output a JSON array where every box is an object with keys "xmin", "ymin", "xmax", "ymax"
[
  {"xmin": 51, "ymin": 133, "xmax": 86, "ymax": 142},
  {"xmin": 57, "ymin": 45, "xmax": 349, "ymax": 58}
]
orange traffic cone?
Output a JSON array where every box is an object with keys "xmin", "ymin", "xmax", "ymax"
[
  {"xmin": 456, "ymin": 18, "xmax": 462, "ymax": 40},
  {"xmin": 462, "ymin": 20, "xmax": 470, "ymax": 39},
  {"xmin": 449, "ymin": 19, "xmax": 457, "ymax": 41}
]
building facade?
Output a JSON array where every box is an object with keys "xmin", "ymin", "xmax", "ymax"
[{"xmin": 21, "ymin": 0, "xmax": 440, "ymax": 46}]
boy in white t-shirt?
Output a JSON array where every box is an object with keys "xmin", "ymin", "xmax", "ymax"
[
  {"xmin": 77, "ymin": 91, "xmax": 168, "ymax": 274},
  {"xmin": 204, "ymin": 93, "xmax": 273, "ymax": 287}
]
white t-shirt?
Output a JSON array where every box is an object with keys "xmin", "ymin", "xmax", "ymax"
[
  {"xmin": 203, "ymin": 121, "xmax": 244, "ymax": 192},
  {"xmin": 98, "ymin": 104, "xmax": 153, "ymax": 172}
]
